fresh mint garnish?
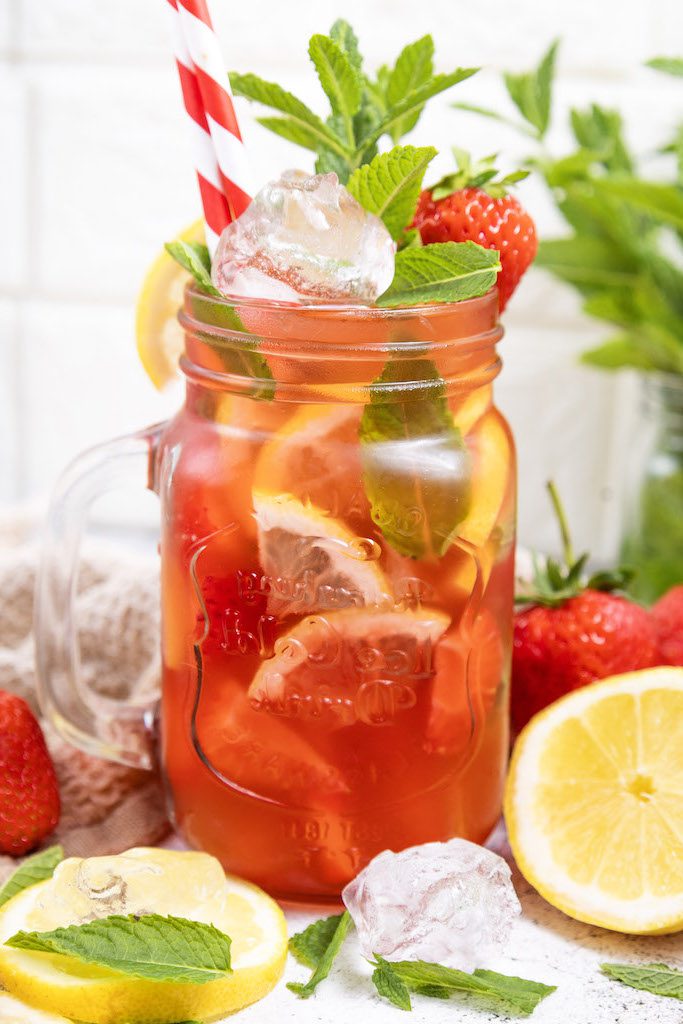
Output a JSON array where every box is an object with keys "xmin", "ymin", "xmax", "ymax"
[
  {"xmin": 7, "ymin": 913, "xmax": 232, "ymax": 984},
  {"xmin": 372, "ymin": 956, "xmax": 413, "ymax": 1010},
  {"xmin": 359, "ymin": 358, "xmax": 471, "ymax": 559},
  {"xmin": 308, "ymin": 34, "xmax": 362, "ymax": 148},
  {"xmin": 602, "ymin": 962, "xmax": 683, "ymax": 1001},
  {"xmin": 377, "ymin": 241, "xmax": 500, "ymax": 307},
  {"xmin": 371, "ymin": 959, "xmax": 557, "ymax": 1016},
  {"xmin": 0, "ymin": 845, "xmax": 63, "ymax": 909},
  {"xmin": 385, "ymin": 35, "xmax": 435, "ymax": 142},
  {"xmin": 347, "ymin": 145, "xmax": 436, "ymax": 240},
  {"xmin": 287, "ymin": 911, "xmax": 351, "ymax": 998},
  {"xmin": 231, "ymin": 24, "xmax": 478, "ymax": 184},
  {"xmin": 164, "ymin": 240, "xmax": 220, "ymax": 297}
]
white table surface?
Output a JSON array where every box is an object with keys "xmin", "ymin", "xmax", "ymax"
[{"xmin": 164, "ymin": 830, "xmax": 683, "ymax": 1024}]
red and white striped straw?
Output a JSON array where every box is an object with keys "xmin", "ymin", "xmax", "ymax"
[{"xmin": 166, "ymin": 0, "xmax": 253, "ymax": 252}]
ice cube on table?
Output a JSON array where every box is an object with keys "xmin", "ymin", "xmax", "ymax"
[
  {"xmin": 211, "ymin": 170, "xmax": 396, "ymax": 304},
  {"xmin": 342, "ymin": 838, "xmax": 521, "ymax": 971}
]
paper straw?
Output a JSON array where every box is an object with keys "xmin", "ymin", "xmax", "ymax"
[{"xmin": 175, "ymin": 0, "xmax": 254, "ymax": 223}]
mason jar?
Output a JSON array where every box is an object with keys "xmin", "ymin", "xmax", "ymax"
[{"xmin": 35, "ymin": 286, "xmax": 515, "ymax": 901}]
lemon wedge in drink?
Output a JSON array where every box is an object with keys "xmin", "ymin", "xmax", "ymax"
[
  {"xmin": 0, "ymin": 847, "xmax": 287, "ymax": 1024},
  {"xmin": 136, "ymin": 219, "xmax": 204, "ymax": 388},
  {"xmin": 253, "ymin": 491, "xmax": 391, "ymax": 617},
  {"xmin": 505, "ymin": 667, "xmax": 683, "ymax": 934}
]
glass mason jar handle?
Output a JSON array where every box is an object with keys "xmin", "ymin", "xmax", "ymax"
[{"xmin": 34, "ymin": 424, "xmax": 166, "ymax": 770}]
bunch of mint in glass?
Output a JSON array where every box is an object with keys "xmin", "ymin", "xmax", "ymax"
[{"xmin": 457, "ymin": 45, "xmax": 683, "ymax": 374}]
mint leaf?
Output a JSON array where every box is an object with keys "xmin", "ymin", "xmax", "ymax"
[
  {"xmin": 383, "ymin": 960, "xmax": 556, "ymax": 1016},
  {"xmin": 347, "ymin": 145, "xmax": 437, "ymax": 240},
  {"xmin": 358, "ymin": 68, "xmax": 479, "ymax": 154},
  {"xmin": 591, "ymin": 178, "xmax": 683, "ymax": 231},
  {"xmin": 0, "ymin": 846, "xmax": 63, "ymax": 909},
  {"xmin": 570, "ymin": 104, "xmax": 633, "ymax": 173},
  {"xmin": 287, "ymin": 910, "xmax": 351, "ymax": 999},
  {"xmin": 372, "ymin": 956, "xmax": 412, "ymax": 1010},
  {"xmin": 581, "ymin": 335, "xmax": 659, "ymax": 371},
  {"xmin": 229, "ymin": 72, "xmax": 352, "ymax": 158},
  {"xmin": 330, "ymin": 20, "xmax": 362, "ymax": 70},
  {"xmin": 452, "ymin": 101, "xmax": 538, "ymax": 138},
  {"xmin": 535, "ymin": 236, "xmax": 637, "ymax": 288},
  {"xmin": 386, "ymin": 35, "xmax": 435, "ymax": 142},
  {"xmin": 165, "ymin": 240, "xmax": 220, "ymax": 296},
  {"xmin": 309, "ymin": 34, "xmax": 362, "ymax": 146},
  {"xmin": 647, "ymin": 57, "xmax": 683, "ymax": 77},
  {"xmin": 289, "ymin": 913, "xmax": 346, "ymax": 969},
  {"xmin": 377, "ymin": 241, "xmax": 500, "ymax": 307},
  {"xmin": 602, "ymin": 962, "xmax": 683, "ymax": 1000},
  {"xmin": 360, "ymin": 359, "xmax": 471, "ymax": 559},
  {"xmin": 7, "ymin": 914, "xmax": 232, "ymax": 984},
  {"xmin": 504, "ymin": 39, "xmax": 559, "ymax": 139}
]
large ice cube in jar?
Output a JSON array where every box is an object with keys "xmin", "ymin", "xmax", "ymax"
[
  {"xmin": 211, "ymin": 170, "xmax": 396, "ymax": 304},
  {"xmin": 342, "ymin": 838, "xmax": 521, "ymax": 971}
]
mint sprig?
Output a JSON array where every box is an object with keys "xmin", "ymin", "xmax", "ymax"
[
  {"xmin": 377, "ymin": 241, "xmax": 500, "ymax": 307},
  {"xmin": 347, "ymin": 145, "xmax": 437, "ymax": 240},
  {"xmin": 287, "ymin": 910, "xmax": 351, "ymax": 998},
  {"xmin": 602, "ymin": 962, "xmax": 683, "ymax": 1000},
  {"xmin": 647, "ymin": 56, "xmax": 683, "ymax": 77},
  {"xmin": 7, "ymin": 913, "xmax": 232, "ymax": 984},
  {"xmin": 359, "ymin": 359, "xmax": 471, "ymax": 559},
  {"xmin": 231, "ymin": 24, "xmax": 478, "ymax": 183},
  {"xmin": 0, "ymin": 846, "xmax": 63, "ymax": 909},
  {"xmin": 371, "ymin": 958, "xmax": 557, "ymax": 1016}
]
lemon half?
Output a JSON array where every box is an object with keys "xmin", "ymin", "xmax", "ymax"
[{"xmin": 505, "ymin": 666, "xmax": 683, "ymax": 934}]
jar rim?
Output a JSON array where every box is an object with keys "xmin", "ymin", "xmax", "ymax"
[{"xmin": 184, "ymin": 282, "xmax": 500, "ymax": 320}]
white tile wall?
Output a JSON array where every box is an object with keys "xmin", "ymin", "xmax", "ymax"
[{"xmin": 1, "ymin": 0, "xmax": 682, "ymax": 558}]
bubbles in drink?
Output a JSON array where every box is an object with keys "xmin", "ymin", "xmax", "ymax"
[
  {"xmin": 211, "ymin": 170, "xmax": 395, "ymax": 303},
  {"xmin": 342, "ymin": 838, "xmax": 521, "ymax": 970}
]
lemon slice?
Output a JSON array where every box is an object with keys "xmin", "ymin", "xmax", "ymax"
[
  {"xmin": 0, "ymin": 849, "xmax": 287, "ymax": 1024},
  {"xmin": 0, "ymin": 991, "xmax": 71, "ymax": 1024},
  {"xmin": 505, "ymin": 666, "xmax": 683, "ymax": 934},
  {"xmin": 457, "ymin": 410, "xmax": 511, "ymax": 549},
  {"xmin": 253, "ymin": 491, "xmax": 390, "ymax": 617},
  {"xmin": 249, "ymin": 607, "xmax": 450, "ymax": 726},
  {"xmin": 136, "ymin": 219, "xmax": 204, "ymax": 388}
]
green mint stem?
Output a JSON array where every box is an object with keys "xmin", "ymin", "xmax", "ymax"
[{"xmin": 546, "ymin": 479, "xmax": 575, "ymax": 566}]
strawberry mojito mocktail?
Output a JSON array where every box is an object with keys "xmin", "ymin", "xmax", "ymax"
[{"xmin": 35, "ymin": 19, "xmax": 535, "ymax": 901}]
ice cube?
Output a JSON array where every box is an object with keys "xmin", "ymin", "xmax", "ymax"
[
  {"xmin": 342, "ymin": 838, "xmax": 521, "ymax": 971},
  {"xmin": 212, "ymin": 170, "xmax": 395, "ymax": 304},
  {"xmin": 25, "ymin": 848, "xmax": 229, "ymax": 930}
]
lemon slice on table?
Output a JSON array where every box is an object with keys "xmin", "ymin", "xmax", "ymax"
[
  {"xmin": 136, "ymin": 219, "xmax": 204, "ymax": 388},
  {"xmin": 0, "ymin": 848, "xmax": 287, "ymax": 1024},
  {"xmin": 253, "ymin": 490, "xmax": 391, "ymax": 617},
  {"xmin": 505, "ymin": 667, "xmax": 683, "ymax": 935},
  {"xmin": 0, "ymin": 991, "xmax": 71, "ymax": 1024}
]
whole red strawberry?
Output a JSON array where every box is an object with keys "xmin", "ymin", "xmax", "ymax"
[
  {"xmin": 0, "ymin": 691, "xmax": 60, "ymax": 855},
  {"xmin": 413, "ymin": 153, "xmax": 537, "ymax": 311},
  {"xmin": 651, "ymin": 585, "xmax": 683, "ymax": 666},
  {"xmin": 512, "ymin": 484, "xmax": 658, "ymax": 734}
]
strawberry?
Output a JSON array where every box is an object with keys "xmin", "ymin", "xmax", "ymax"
[
  {"xmin": 412, "ymin": 152, "xmax": 537, "ymax": 311},
  {"xmin": 512, "ymin": 484, "xmax": 658, "ymax": 734},
  {"xmin": 0, "ymin": 690, "xmax": 60, "ymax": 855},
  {"xmin": 651, "ymin": 585, "xmax": 683, "ymax": 666}
]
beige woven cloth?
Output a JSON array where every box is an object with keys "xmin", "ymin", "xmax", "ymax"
[{"xmin": 0, "ymin": 513, "xmax": 171, "ymax": 883}]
